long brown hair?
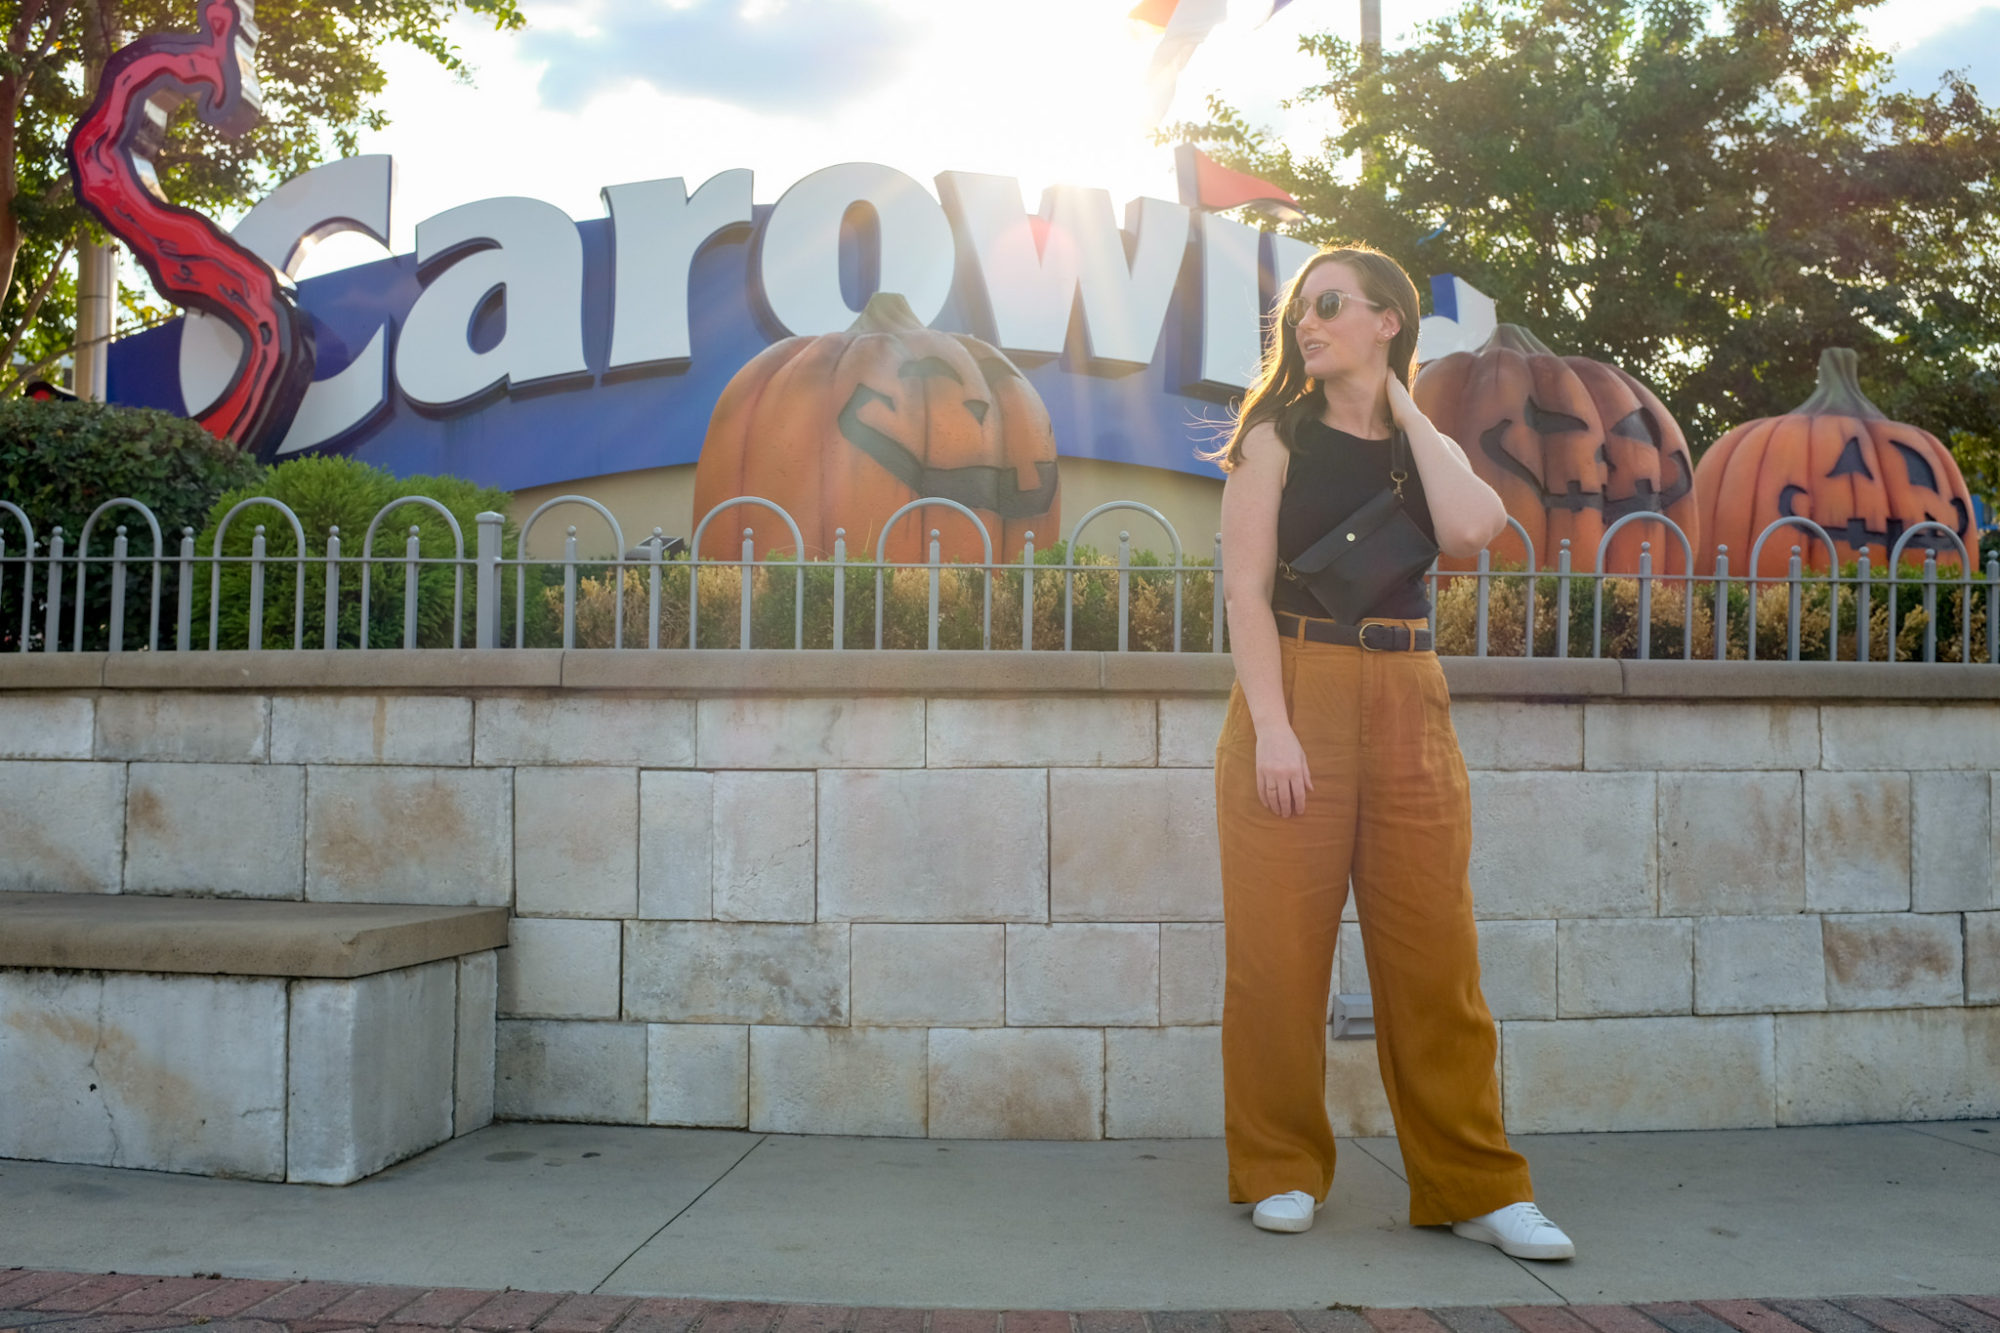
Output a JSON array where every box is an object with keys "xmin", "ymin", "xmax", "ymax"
[{"xmin": 1202, "ymin": 243, "xmax": 1422, "ymax": 472}]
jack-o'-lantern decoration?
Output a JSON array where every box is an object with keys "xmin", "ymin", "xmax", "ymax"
[
  {"xmin": 1415, "ymin": 324, "xmax": 1700, "ymax": 573},
  {"xmin": 1694, "ymin": 348, "xmax": 1974, "ymax": 577},
  {"xmin": 694, "ymin": 292, "xmax": 1061, "ymax": 564}
]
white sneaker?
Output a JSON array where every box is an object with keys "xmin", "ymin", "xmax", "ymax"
[
  {"xmin": 1251, "ymin": 1189, "xmax": 1322, "ymax": 1233},
  {"xmin": 1451, "ymin": 1201, "xmax": 1575, "ymax": 1260}
]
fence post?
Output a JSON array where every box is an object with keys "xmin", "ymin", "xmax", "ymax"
[
  {"xmin": 1988, "ymin": 555, "xmax": 1998, "ymax": 664},
  {"xmin": 1211, "ymin": 533, "xmax": 1224, "ymax": 654},
  {"xmin": 833, "ymin": 529, "xmax": 847, "ymax": 652},
  {"xmin": 1022, "ymin": 534, "xmax": 1036, "ymax": 652},
  {"xmin": 403, "ymin": 525, "xmax": 422, "ymax": 650},
  {"xmin": 1555, "ymin": 540, "xmax": 1571, "ymax": 659},
  {"xmin": 1637, "ymin": 541, "xmax": 1652, "ymax": 661},
  {"xmin": 1856, "ymin": 552, "xmax": 1870, "ymax": 663},
  {"xmin": 177, "ymin": 529, "xmax": 194, "ymax": 652},
  {"xmin": 108, "ymin": 527, "xmax": 129, "ymax": 654},
  {"xmin": 1474, "ymin": 548, "xmax": 1491, "ymax": 657},
  {"xmin": 648, "ymin": 528, "xmax": 663, "ymax": 651},
  {"xmin": 1712, "ymin": 547, "xmax": 1728, "ymax": 661},
  {"xmin": 43, "ymin": 528, "xmax": 63, "ymax": 653},
  {"xmin": 475, "ymin": 511, "xmax": 503, "ymax": 650}
]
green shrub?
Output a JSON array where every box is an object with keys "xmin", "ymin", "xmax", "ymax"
[
  {"xmin": 0, "ymin": 399, "xmax": 267, "ymax": 650},
  {"xmin": 192, "ymin": 456, "xmax": 558, "ymax": 650}
]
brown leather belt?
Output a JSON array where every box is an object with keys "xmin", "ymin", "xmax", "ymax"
[{"xmin": 1275, "ymin": 611, "xmax": 1433, "ymax": 652}]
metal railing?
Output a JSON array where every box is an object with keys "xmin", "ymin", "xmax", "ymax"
[{"xmin": 1, "ymin": 494, "xmax": 1994, "ymax": 662}]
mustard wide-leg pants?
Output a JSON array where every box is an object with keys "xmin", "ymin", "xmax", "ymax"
[{"xmin": 1214, "ymin": 621, "xmax": 1534, "ymax": 1225}]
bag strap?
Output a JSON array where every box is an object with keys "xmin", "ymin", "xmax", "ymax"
[{"xmin": 1390, "ymin": 429, "xmax": 1411, "ymax": 499}]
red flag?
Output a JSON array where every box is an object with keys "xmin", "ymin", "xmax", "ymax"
[
  {"xmin": 1128, "ymin": 0, "xmax": 1179, "ymax": 26},
  {"xmin": 1174, "ymin": 144, "xmax": 1306, "ymax": 226}
]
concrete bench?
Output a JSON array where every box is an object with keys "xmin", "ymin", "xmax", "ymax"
[{"xmin": 0, "ymin": 894, "xmax": 508, "ymax": 1185}]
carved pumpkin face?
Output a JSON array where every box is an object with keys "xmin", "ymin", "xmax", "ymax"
[
  {"xmin": 1414, "ymin": 324, "xmax": 1700, "ymax": 574},
  {"xmin": 1694, "ymin": 348, "xmax": 1974, "ymax": 577},
  {"xmin": 696, "ymin": 292, "xmax": 1060, "ymax": 564}
]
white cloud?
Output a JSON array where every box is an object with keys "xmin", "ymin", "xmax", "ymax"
[
  {"xmin": 1883, "ymin": 0, "xmax": 2000, "ymax": 92},
  {"xmin": 522, "ymin": 0, "xmax": 910, "ymax": 112}
]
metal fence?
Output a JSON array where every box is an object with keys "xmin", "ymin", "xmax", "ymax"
[{"xmin": 1, "ymin": 493, "xmax": 1995, "ymax": 662}]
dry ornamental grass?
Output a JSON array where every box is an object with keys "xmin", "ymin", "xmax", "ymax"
[{"xmin": 548, "ymin": 551, "xmax": 1990, "ymax": 661}]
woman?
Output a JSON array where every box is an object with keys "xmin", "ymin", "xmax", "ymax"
[{"xmin": 1208, "ymin": 244, "xmax": 1574, "ymax": 1259}]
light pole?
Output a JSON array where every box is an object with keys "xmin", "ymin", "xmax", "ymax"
[{"xmin": 1359, "ymin": 0, "xmax": 1383, "ymax": 171}]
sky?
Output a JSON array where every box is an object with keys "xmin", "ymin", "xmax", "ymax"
[{"xmin": 292, "ymin": 0, "xmax": 2000, "ymax": 279}]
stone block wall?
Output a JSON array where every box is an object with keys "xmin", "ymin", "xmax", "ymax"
[
  {"xmin": 0, "ymin": 952, "xmax": 496, "ymax": 1182},
  {"xmin": 2, "ymin": 652, "xmax": 1997, "ymax": 1139}
]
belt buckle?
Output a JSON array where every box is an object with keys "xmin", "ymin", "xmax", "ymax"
[{"xmin": 1358, "ymin": 622, "xmax": 1394, "ymax": 652}]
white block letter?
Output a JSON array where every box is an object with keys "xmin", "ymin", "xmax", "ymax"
[
  {"xmin": 1193, "ymin": 212, "xmax": 1261, "ymax": 391},
  {"xmin": 756, "ymin": 163, "xmax": 955, "ymax": 336},
  {"xmin": 937, "ymin": 172, "xmax": 1192, "ymax": 370},
  {"xmin": 395, "ymin": 197, "xmax": 588, "ymax": 411},
  {"xmin": 937, "ymin": 172, "xmax": 1077, "ymax": 358},
  {"xmin": 179, "ymin": 154, "xmax": 397, "ymax": 452},
  {"xmin": 1417, "ymin": 275, "xmax": 1499, "ymax": 361},
  {"xmin": 602, "ymin": 171, "xmax": 754, "ymax": 371},
  {"xmin": 1266, "ymin": 232, "xmax": 1320, "ymax": 294}
]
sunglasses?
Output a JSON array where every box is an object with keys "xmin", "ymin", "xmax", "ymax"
[{"xmin": 1283, "ymin": 288, "xmax": 1387, "ymax": 325}]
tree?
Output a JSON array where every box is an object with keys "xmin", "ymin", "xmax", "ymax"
[
  {"xmin": 1175, "ymin": 0, "xmax": 2000, "ymax": 506},
  {"xmin": 0, "ymin": 0, "xmax": 523, "ymax": 394}
]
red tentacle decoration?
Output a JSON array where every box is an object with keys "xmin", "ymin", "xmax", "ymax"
[{"xmin": 66, "ymin": 0, "xmax": 315, "ymax": 456}]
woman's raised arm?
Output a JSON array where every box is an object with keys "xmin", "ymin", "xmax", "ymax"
[{"xmin": 1387, "ymin": 376, "xmax": 1508, "ymax": 558}]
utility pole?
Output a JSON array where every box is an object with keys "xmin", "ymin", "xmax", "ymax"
[
  {"xmin": 72, "ymin": 10, "xmax": 119, "ymax": 401},
  {"xmin": 74, "ymin": 244, "xmax": 115, "ymax": 401},
  {"xmin": 1358, "ymin": 0, "xmax": 1382, "ymax": 172}
]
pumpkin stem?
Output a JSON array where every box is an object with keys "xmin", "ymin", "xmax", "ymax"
[
  {"xmin": 1794, "ymin": 347, "xmax": 1886, "ymax": 420},
  {"xmin": 1478, "ymin": 323, "xmax": 1560, "ymax": 357},
  {"xmin": 848, "ymin": 291, "xmax": 926, "ymax": 335}
]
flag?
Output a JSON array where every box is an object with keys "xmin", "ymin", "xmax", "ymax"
[
  {"xmin": 1139, "ymin": 0, "xmax": 1229, "ymax": 124},
  {"xmin": 1174, "ymin": 143, "xmax": 1306, "ymax": 226}
]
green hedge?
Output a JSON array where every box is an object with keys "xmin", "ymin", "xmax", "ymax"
[
  {"xmin": 191, "ymin": 455, "xmax": 563, "ymax": 650},
  {"xmin": 0, "ymin": 399, "xmax": 266, "ymax": 650}
]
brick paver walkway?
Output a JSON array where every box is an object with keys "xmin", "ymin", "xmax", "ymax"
[{"xmin": 3, "ymin": 1273, "xmax": 1997, "ymax": 1333}]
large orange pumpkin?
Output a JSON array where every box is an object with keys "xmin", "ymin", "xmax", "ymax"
[
  {"xmin": 1694, "ymin": 348, "xmax": 1974, "ymax": 577},
  {"xmin": 694, "ymin": 292, "xmax": 1060, "ymax": 565},
  {"xmin": 1414, "ymin": 324, "xmax": 1700, "ymax": 573}
]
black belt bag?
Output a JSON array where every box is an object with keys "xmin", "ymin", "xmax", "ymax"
[{"xmin": 1277, "ymin": 431, "xmax": 1440, "ymax": 625}]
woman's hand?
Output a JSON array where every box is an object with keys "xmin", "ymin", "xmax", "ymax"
[
  {"xmin": 1385, "ymin": 372, "xmax": 1511, "ymax": 556},
  {"xmin": 1255, "ymin": 724, "xmax": 1314, "ymax": 818}
]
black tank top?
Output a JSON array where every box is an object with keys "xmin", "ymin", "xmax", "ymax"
[{"xmin": 1271, "ymin": 417, "xmax": 1438, "ymax": 622}]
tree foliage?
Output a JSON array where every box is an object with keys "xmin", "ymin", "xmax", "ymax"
[
  {"xmin": 1175, "ymin": 0, "xmax": 2000, "ymax": 504},
  {"xmin": 1, "ymin": 0, "xmax": 524, "ymax": 392}
]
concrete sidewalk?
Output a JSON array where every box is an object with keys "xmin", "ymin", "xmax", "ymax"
[{"xmin": 2, "ymin": 1121, "xmax": 1998, "ymax": 1311}]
